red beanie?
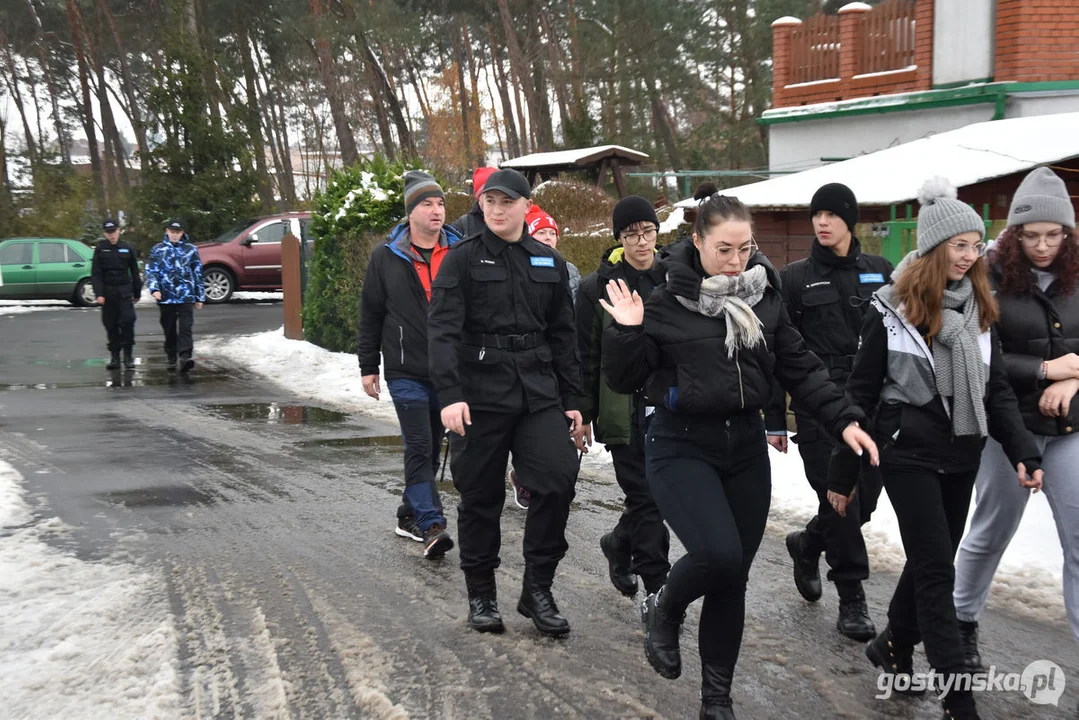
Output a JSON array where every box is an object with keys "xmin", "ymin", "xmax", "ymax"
[
  {"xmin": 526, "ymin": 205, "xmax": 558, "ymax": 236},
  {"xmin": 472, "ymin": 167, "xmax": 498, "ymax": 199}
]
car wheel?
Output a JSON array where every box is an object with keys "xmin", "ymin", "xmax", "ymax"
[
  {"xmin": 73, "ymin": 278, "xmax": 97, "ymax": 307},
  {"xmin": 203, "ymin": 267, "xmax": 235, "ymax": 303}
]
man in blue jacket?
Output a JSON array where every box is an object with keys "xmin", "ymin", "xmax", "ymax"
[{"xmin": 145, "ymin": 218, "xmax": 205, "ymax": 373}]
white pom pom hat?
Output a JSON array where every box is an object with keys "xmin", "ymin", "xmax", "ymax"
[{"xmin": 915, "ymin": 176, "xmax": 985, "ymax": 257}]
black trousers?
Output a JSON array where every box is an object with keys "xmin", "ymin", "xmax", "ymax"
[
  {"xmin": 647, "ymin": 410, "xmax": 772, "ymax": 669},
  {"xmin": 449, "ymin": 406, "xmax": 578, "ymax": 586},
  {"xmin": 158, "ymin": 303, "xmax": 194, "ymax": 360},
  {"xmin": 101, "ymin": 289, "xmax": 136, "ymax": 352},
  {"xmin": 609, "ymin": 419, "xmax": 671, "ymax": 594},
  {"xmin": 797, "ymin": 433, "xmax": 883, "ymax": 589},
  {"xmin": 884, "ymin": 463, "xmax": 976, "ymax": 673}
]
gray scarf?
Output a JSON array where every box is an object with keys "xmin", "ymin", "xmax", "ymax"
[
  {"xmin": 935, "ymin": 277, "xmax": 988, "ymax": 437},
  {"xmin": 885, "ymin": 251, "xmax": 988, "ymax": 437},
  {"xmin": 673, "ymin": 264, "xmax": 767, "ymax": 358}
]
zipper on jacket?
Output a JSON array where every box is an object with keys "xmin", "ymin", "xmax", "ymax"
[
  {"xmin": 735, "ymin": 349, "xmax": 745, "ymax": 408},
  {"xmin": 399, "ymin": 325, "xmax": 404, "ymax": 364}
]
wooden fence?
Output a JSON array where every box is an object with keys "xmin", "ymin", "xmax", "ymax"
[
  {"xmin": 788, "ymin": 13, "xmax": 841, "ymax": 84},
  {"xmin": 858, "ymin": 0, "xmax": 917, "ymax": 75}
]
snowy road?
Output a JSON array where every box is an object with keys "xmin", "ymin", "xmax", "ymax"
[{"xmin": 1, "ymin": 301, "xmax": 1077, "ymax": 719}]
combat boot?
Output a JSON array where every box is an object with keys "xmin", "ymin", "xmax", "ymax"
[
  {"xmin": 836, "ymin": 582, "xmax": 876, "ymax": 642},
  {"xmin": 122, "ymin": 347, "xmax": 135, "ymax": 369},
  {"xmin": 517, "ymin": 564, "xmax": 570, "ymax": 637},
  {"xmin": 700, "ymin": 663, "xmax": 736, "ymax": 719},
  {"xmin": 106, "ymin": 351, "xmax": 121, "ymax": 370},
  {"xmin": 786, "ymin": 530, "xmax": 822, "ymax": 602},
  {"xmin": 643, "ymin": 586, "xmax": 683, "ymax": 679}
]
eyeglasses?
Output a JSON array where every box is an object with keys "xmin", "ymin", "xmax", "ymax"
[
  {"xmin": 620, "ymin": 227, "xmax": 658, "ymax": 246},
  {"xmin": 708, "ymin": 240, "xmax": 759, "ymax": 259},
  {"xmin": 946, "ymin": 240, "xmax": 987, "ymax": 257},
  {"xmin": 1020, "ymin": 229, "xmax": 1068, "ymax": 248}
]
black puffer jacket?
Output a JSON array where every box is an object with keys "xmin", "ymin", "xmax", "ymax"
[
  {"xmin": 992, "ymin": 264, "xmax": 1079, "ymax": 436},
  {"xmin": 449, "ymin": 201, "xmax": 485, "ymax": 240},
  {"xmin": 602, "ymin": 240, "xmax": 863, "ymax": 440}
]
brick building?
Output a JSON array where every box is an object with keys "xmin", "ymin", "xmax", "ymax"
[{"xmin": 764, "ymin": 0, "xmax": 1079, "ymax": 173}]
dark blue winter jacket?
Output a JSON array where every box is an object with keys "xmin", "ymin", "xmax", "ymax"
[{"xmin": 145, "ymin": 234, "xmax": 206, "ymax": 304}]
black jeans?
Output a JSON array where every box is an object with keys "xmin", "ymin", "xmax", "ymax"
[
  {"xmin": 647, "ymin": 410, "xmax": 772, "ymax": 669},
  {"xmin": 609, "ymin": 412, "xmax": 670, "ymax": 594},
  {"xmin": 158, "ymin": 303, "xmax": 194, "ymax": 360},
  {"xmin": 449, "ymin": 406, "xmax": 579, "ymax": 588},
  {"xmin": 797, "ymin": 433, "xmax": 883, "ymax": 589},
  {"xmin": 388, "ymin": 378, "xmax": 445, "ymax": 531},
  {"xmin": 101, "ymin": 289, "xmax": 136, "ymax": 351},
  {"xmin": 883, "ymin": 463, "xmax": 977, "ymax": 672}
]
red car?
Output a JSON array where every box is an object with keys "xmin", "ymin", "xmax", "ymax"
[{"xmin": 196, "ymin": 212, "xmax": 312, "ymax": 303}]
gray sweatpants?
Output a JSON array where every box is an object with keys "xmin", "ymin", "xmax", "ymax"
[{"xmin": 953, "ymin": 433, "xmax": 1079, "ymax": 643}]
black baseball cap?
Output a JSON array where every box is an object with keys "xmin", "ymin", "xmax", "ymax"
[
  {"xmin": 103, "ymin": 218, "xmax": 118, "ymax": 231},
  {"xmin": 165, "ymin": 218, "xmax": 184, "ymax": 231},
  {"xmin": 481, "ymin": 169, "xmax": 531, "ymax": 200}
]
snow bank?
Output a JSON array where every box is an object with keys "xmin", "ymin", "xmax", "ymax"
[
  {"xmin": 0, "ymin": 458, "xmax": 182, "ymax": 719},
  {"xmin": 202, "ymin": 328, "xmax": 1067, "ymax": 624}
]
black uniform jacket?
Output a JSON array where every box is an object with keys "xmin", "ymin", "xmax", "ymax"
[
  {"xmin": 91, "ymin": 239, "xmax": 142, "ymax": 298},
  {"xmin": 428, "ymin": 226, "xmax": 582, "ymax": 414},
  {"xmin": 991, "ymin": 263, "xmax": 1079, "ymax": 437},
  {"xmin": 779, "ymin": 238, "xmax": 892, "ymax": 441},
  {"xmin": 602, "ymin": 239, "xmax": 863, "ymax": 439}
]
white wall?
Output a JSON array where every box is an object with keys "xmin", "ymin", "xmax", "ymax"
[
  {"xmin": 768, "ymin": 105, "xmax": 993, "ymax": 172},
  {"xmin": 933, "ymin": 0, "xmax": 995, "ymax": 86},
  {"xmin": 1009, "ymin": 93, "xmax": 1079, "ymax": 117}
]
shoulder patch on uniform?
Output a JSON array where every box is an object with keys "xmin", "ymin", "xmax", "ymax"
[
  {"xmin": 530, "ymin": 256, "xmax": 555, "ymax": 267},
  {"xmin": 859, "ymin": 273, "xmax": 884, "ymax": 284}
]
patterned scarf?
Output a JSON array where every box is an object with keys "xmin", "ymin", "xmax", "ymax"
[
  {"xmin": 935, "ymin": 276, "xmax": 988, "ymax": 437},
  {"xmin": 673, "ymin": 264, "xmax": 767, "ymax": 358}
]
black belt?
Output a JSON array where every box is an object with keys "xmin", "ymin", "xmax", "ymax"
[
  {"xmin": 463, "ymin": 332, "xmax": 540, "ymax": 351},
  {"xmin": 819, "ymin": 353, "xmax": 856, "ymax": 371}
]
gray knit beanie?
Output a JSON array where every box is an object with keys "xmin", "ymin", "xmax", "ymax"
[
  {"xmin": 915, "ymin": 177, "xmax": 985, "ymax": 257},
  {"xmin": 403, "ymin": 171, "xmax": 444, "ymax": 216},
  {"xmin": 1007, "ymin": 167, "xmax": 1075, "ymax": 229}
]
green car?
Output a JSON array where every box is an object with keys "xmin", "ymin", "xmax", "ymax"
[{"xmin": 0, "ymin": 237, "xmax": 98, "ymax": 306}]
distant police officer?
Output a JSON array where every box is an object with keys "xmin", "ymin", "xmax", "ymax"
[
  {"xmin": 778, "ymin": 183, "xmax": 893, "ymax": 641},
  {"xmin": 91, "ymin": 218, "xmax": 142, "ymax": 370},
  {"xmin": 428, "ymin": 168, "xmax": 583, "ymax": 637}
]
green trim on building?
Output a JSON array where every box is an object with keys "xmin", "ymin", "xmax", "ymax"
[{"xmin": 759, "ymin": 81, "xmax": 1079, "ymax": 126}]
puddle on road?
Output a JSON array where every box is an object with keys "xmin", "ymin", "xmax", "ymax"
[
  {"xmin": 202, "ymin": 402, "xmax": 349, "ymax": 424},
  {"xmin": 98, "ymin": 485, "xmax": 221, "ymax": 508},
  {"xmin": 297, "ymin": 435, "xmax": 405, "ymax": 448}
]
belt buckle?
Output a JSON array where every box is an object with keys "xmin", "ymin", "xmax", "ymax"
[{"xmin": 508, "ymin": 333, "xmax": 528, "ymax": 350}]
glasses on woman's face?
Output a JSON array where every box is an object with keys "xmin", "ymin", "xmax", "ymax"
[
  {"xmin": 1020, "ymin": 229, "xmax": 1068, "ymax": 248},
  {"xmin": 947, "ymin": 240, "xmax": 987, "ymax": 258},
  {"xmin": 620, "ymin": 227, "xmax": 658, "ymax": 246},
  {"xmin": 709, "ymin": 240, "xmax": 759, "ymax": 260}
]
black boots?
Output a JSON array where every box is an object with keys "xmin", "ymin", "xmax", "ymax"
[
  {"xmin": 786, "ymin": 530, "xmax": 822, "ymax": 602},
  {"xmin": 106, "ymin": 351, "xmax": 121, "ymax": 370},
  {"xmin": 122, "ymin": 347, "xmax": 135, "ymax": 369},
  {"xmin": 466, "ymin": 574, "xmax": 503, "ymax": 634},
  {"xmin": 941, "ymin": 688, "xmax": 981, "ymax": 720},
  {"xmin": 180, "ymin": 355, "xmax": 195, "ymax": 373},
  {"xmin": 600, "ymin": 531, "xmax": 638, "ymax": 597},
  {"xmin": 700, "ymin": 664, "xmax": 736, "ymax": 719},
  {"xmin": 643, "ymin": 587, "xmax": 683, "ymax": 679},
  {"xmin": 957, "ymin": 620, "xmax": 984, "ymax": 672},
  {"xmin": 836, "ymin": 583, "xmax": 876, "ymax": 642},
  {"xmin": 166, "ymin": 355, "xmax": 178, "ymax": 372},
  {"xmin": 517, "ymin": 565, "xmax": 570, "ymax": 637},
  {"xmin": 866, "ymin": 626, "xmax": 923, "ymax": 695}
]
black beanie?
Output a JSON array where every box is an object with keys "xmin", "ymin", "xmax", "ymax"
[
  {"xmin": 809, "ymin": 183, "xmax": 859, "ymax": 232},
  {"xmin": 612, "ymin": 195, "xmax": 660, "ymax": 240}
]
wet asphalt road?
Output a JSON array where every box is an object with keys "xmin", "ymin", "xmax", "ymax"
[{"xmin": 2, "ymin": 301, "xmax": 1078, "ymax": 719}]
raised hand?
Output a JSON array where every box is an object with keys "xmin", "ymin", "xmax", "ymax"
[{"xmin": 598, "ymin": 278, "xmax": 645, "ymax": 326}]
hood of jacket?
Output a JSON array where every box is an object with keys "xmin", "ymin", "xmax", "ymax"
[{"xmin": 386, "ymin": 222, "xmax": 462, "ymax": 264}]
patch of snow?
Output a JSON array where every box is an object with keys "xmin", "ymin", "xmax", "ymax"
[
  {"xmin": 232, "ymin": 291, "xmax": 283, "ymax": 301},
  {"xmin": 659, "ymin": 207, "xmax": 686, "ymax": 234},
  {"xmin": 675, "ymin": 112, "xmax": 1079, "ymax": 209},
  {"xmin": 852, "ymin": 65, "xmax": 918, "ymax": 80},
  {"xmin": 0, "ymin": 302, "xmax": 80, "ymax": 316},
  {"xmin": 0, "ymin": 458, "xmax": 182, "ymax": 718},
  {"xmin": 785, "ymin": 77, "xmax": 841, "ymax": 89},
  {"xmin": 502, "ymin": 145, "xmax": 649, "ymax": 169},
  {"xmin": 202, "ymin": 328, "xmax": 1067, "ymax": 625}
]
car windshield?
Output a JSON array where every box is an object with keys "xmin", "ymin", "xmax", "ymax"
[{"xmin": 211, "ymin": 220, "xmax": 256, "ymax": 243}]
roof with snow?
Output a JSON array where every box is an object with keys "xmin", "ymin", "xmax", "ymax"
[
  {"xmin": 500, "ymin": 145, "xmax": 649, "ymax": 170},
  {"xmin": 677, "ymin": 113, "xmax": 1079, "ymax": 209}
]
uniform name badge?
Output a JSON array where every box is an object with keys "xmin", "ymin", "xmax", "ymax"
[
  {"xmin": 859, "ymin": 273, "xmax": 884, "ymax": 284},
  {"xmin": 119, "ymin": 248, "xmax": 130, "ymax": 253},
  {"xmin": 530, "ymin": 256, "xmax": 555, "ymax": 267}
]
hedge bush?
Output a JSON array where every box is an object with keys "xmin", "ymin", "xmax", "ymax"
[{"xmin": 304, "ymin": 156, "xmax": 423, "ymax": 353}]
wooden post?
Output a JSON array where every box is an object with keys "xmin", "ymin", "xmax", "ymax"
[
  {"xmin": 596, "ymin": 157, "xmax": 609, "ymax": 188},
  {"xmin": 282, "ymin": 232, "xmax": 304, "ymax": 340},
  {"xmin": 770, "ymin": 16, "xmax": 802, "ymax": 108},
  {"xmin": 612, "ymin": 160, "xmax": 627, "ymax": 198}
]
